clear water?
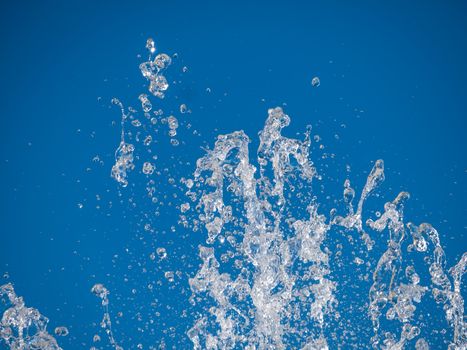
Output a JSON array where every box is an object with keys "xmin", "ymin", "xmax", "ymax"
[{"xmin": 1, "ymin": 38, "xmax": 466, "ymax": 350}]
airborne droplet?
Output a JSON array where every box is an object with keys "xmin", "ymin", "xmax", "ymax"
[
  {"xmin": 311, "ymin": 76, "xmax": 320, "ymax": 87},
  {"xmin": 146, "ymin": 38, "xmax": 156, "ymax": 54}
]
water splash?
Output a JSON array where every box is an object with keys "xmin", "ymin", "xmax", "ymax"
[
  {"xmin": 91, "ymin": 283, "xmax": 122, "ymax": 350},
  {"xmin": 187, "ymin": 108, "xmax": 330, "ymax": 348},
  {"xmin": 87, "ymin": 39, "xmax": 467, "ymax": 349},
  {"xmin": 110, "ymin": 98, "xmax": 135, "ymax": 187},
  {"xmin": 0, "ymin": 283, "xmax": 62, "ymax": 350},
  {"xmin": 139, "ymin": 41, "xmax": 171, "ymax": 99},
  {"xmin": 184, "ymin": 107, "xmax": 467, "ymax": 349},
  {"xmin": 4, "ymin": 38, "xmax": 464, "ymax": 350}
]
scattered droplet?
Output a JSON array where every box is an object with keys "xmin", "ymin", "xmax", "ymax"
[
  {"xmin": 311, "ymin": 76, "xmax": 320, "ymax": 87},
  {"xmin": 164, "ymin": 271, "xmax": 175, "ymax": 282},
  {"xmin": 156, "ymin": 247, "xmax": 167, "ymax": 259},
  {"xmin": 143, "ymin": 135, "xmax": 153, "ymax": 146},
  {"xmin": 146, "ymin": 38, "xmax": 156, "ymax": 54},
  {"xmin": 181, "ymin": 203, "xmax": 190, "ymax": 213},
  {"xmin": 54, "ymin": 326, "xmax": 69, "ymax": 337},
  {"xmin": 139, "ymin": 94, "xmax": 152, "ymax": 113},
  {"xmin": 142, "ymin": 162, "xmax": 155, "ymax": 175},
  {"xmin": 354, "ymin": 257, "xmax": 364, "ymax": 265}
]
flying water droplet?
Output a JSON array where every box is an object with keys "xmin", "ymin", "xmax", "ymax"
[
  {"xmin": 311, "ymin": 76, "xmax": 320, "ymax": 87},
  {"xmin": 142, "ymin": 162, "xmax": 155, "ymax": 175},
  {"xmin": 180, "ymin": 104, "xmax": 188, "ymax": 113},
  {"xmin": 54, "ymin": 327, "xmax": 69, "ymax": 337},
  {"xmin": 146, "ymin": 38, "xmax": 156, "ymax": 54},
  {"xmin": 138, "ymin": 94, "xmax": 152, "ymax": 113}
]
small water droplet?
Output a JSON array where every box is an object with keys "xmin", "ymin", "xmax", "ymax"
[
  {"xmin": 311, "ymin": 76, "xmax": 320, "ymax": 87},
  {"xmin": 146, "ymin": 38, "xmax": 156, "ymax": 54}
]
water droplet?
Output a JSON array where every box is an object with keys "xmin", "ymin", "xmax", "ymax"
[
  {"xmin": 143, "ymin": 135, "xmax": 152, "ymax": 146},
  {"xmin": 181, "ymin": 203, "xmax": 190, "ymax": 213},
  {"xmin": 168, "ymin": 115, "xmax": 179, "ymax": 129},
  {"xmin": 139, "ymin": 94, "xmax": 152, "ymax": 113},
  {"xmin": 164, "ymin": 271, "xmax": 175, "ymax": 282},
  {"xmin": 180, "ymin": 104, "xmax": 188, "ymax": 114},
  {"xmin": 54, "ymin": 326, "xmax": 69, "ymax": 337},
  {"xmin": 142, "ymin": 162, "xmax": 155, "ymax": 175},
  {"xmin": 311, "ymin": 76, "xmax": 320, "ymax": 87},
  {"xmin": 156, "ymin": 247, "xmax": 167, "ymax": 259},
  {"xmin": 146, "ymin": 38, "xmax": 156, "ymax": 54}
]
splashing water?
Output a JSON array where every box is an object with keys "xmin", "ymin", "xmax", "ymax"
[
  {"xmin": 185, "ymin": 107, "xmax": 466, "ymax": 349},
  {"xmin": 91, "ymin": 283, "xmax": 122, "ymax": 350},
  {"xmin": 2, "ymin": 39, "xmax": 465, "ymax": 350},
  {"xmin": 106, "ymin": 39, "xmax": 467, "ymax": 349},
  {"xmin": 139, "ymin": 41, "xmax": 171, "ymax": 99},
  {"xmin": 110, "ymin": 98, "xmax": 135, "ymax": 188},
  {"xmin": 0, "ymin": 284, "xmax": 62, "ymax": 350}
]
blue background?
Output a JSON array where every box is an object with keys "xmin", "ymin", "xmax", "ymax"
[{"xmin": 0, "ymin": 0, "xmax": 466, "ymax": 348}]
